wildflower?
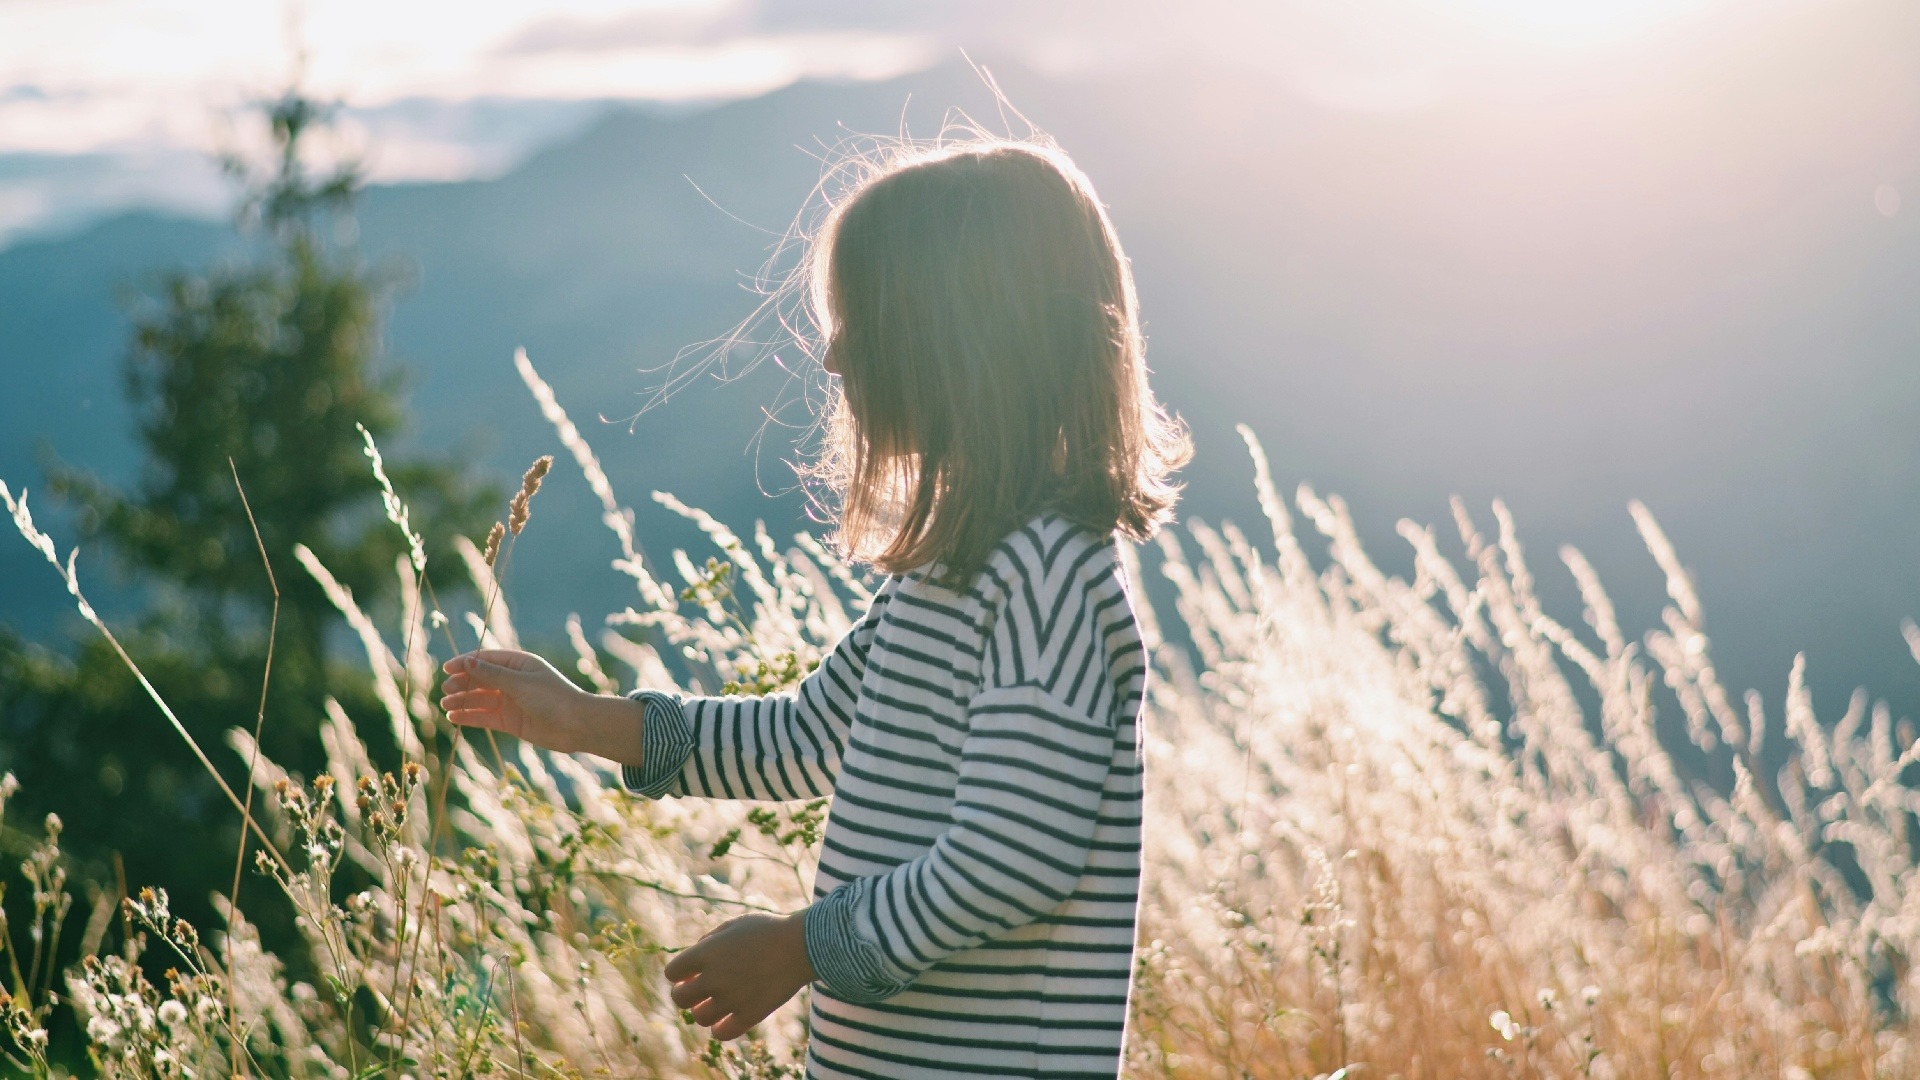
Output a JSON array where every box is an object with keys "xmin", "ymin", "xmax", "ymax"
[
  {"xmin": 1490, "ymin": 1010, "xmax": 1518, "ymax": 1041},
  {"xmin": 507, "ymin": 455, "xmax": 553, "ymax": 535},
  {"xmin": 157, "ymin": 1000, "xmax": 188, "ymax": 1027}
]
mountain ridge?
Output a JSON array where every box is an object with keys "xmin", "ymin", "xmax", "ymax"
[{"xmin": 5, "ymin": 55, "xmax": 1919, "ymax": 725}]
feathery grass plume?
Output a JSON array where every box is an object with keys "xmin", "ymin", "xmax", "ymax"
[
  {"xmin": 566, "ymin": 613, "xmax": 617, "ymax": 695},
  {"xmin": 358, "ymin": 422, "xmax": 427, "ymax": 573},
  {"xmin": 507, "ymin": 455, "xmax": 553, "ymax": 536},
  {"xmin": 482, "ymin": 521, "xmax": 505, "ymax": 567},
  {"xmin": 453, "ymin": 533, "xmax": 520, "ymax": 651},
  {"xmin": 515, "ymin": 346, "xmax": 675, "ymax": 611},
  {"xmin": 294, "ymin": 542, "xmax": 425, "ymax": 760}
]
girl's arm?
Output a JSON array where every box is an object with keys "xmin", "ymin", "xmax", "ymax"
[
  {"xmin": 802, "ymin": 555, "xmax": 1131, "ymax": 1003},
  {"xmin": 440, "ymin": 578, "xmax": 895, "ymax": 803},
  {"xmin": 619, "ymin": 579, "xmax": 895, "ymax": 801}
]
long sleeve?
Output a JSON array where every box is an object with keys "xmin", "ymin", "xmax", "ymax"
[
  {"xmin": 621, "ymin": 578, "xmax": 896, "ymax": 802},
  {"xmin": 803, "ymin": 541, "xmax": 1127, "ymax": 1002}
]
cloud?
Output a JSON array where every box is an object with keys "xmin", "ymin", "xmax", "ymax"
[
  {"xmin": 0, "ymin": 0, "xmax": 941, "ymax": 243},
  {"xmin": 0, "ymin": 0, "xmax": 1783, "ymax": 246},
  {"xmin": 499, "ymin": 1, "xmax": 755, "ymax": 54}
]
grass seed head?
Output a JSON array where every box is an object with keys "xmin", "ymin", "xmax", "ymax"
[
  {"xmin": 483, "ymin": 521, "xmax": 506, "ymax": 566},
  {"xmin": 508, "ymin": 455, "xmax": 554, "ymax": 536}
]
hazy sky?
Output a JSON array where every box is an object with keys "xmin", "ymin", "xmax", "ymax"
[{"xmin": 0, "ymin": 0, "xmax": 1800, "ymax": 245}]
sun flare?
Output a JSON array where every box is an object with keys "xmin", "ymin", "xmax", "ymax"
[{"xmin": 1425, "ymin": 0, "xmax": 1716, "ymax": 46}]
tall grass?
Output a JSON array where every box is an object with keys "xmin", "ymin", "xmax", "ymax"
[{"xmin": 2, "ymin": 353, "xmax": 1916, "ymax": 1077}]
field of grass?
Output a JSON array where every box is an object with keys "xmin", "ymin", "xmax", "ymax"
[{"xmin": 2, "ymin": 352, "xmax": 1915, "ymax": 1077}]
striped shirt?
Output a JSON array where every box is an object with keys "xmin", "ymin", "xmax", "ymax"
[{"xmin": 622, "ymin": 511, "xmax": 1148, "ymax": 1079}]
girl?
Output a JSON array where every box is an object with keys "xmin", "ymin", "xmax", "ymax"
[{"xmin": 439, "ymin": 137, "xmax": 1190, "ymax": 1079}]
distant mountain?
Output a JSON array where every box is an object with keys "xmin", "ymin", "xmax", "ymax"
[{"xmin": 5, "ymin": 44, "xmax": 1919, "ymax": 724}]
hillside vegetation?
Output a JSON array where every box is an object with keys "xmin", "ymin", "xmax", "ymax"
[{"xmin": 1, "ymin": 353, "xmax": 1914, "ymax": 1078}]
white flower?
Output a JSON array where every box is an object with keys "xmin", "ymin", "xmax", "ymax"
[
  {"xmin": 86, "ymin": 1015, "xmax": 121, "ymax": 1044},
  {"xmin": 157, "ymin": 1000, "xmax": 188, "ymax": 1027}
]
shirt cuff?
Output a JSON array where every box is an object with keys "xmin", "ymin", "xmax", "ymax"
[
  {"xmin": 619, "ymin": 690, "xmax": 693, "ymax": 798},
  {"xmin": 803, "ymin": 881, "xmax": 913, "ymax": 1004}
]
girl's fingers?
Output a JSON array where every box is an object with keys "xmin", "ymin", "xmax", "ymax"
[
  {"xmin": 441, "ymin": 645, "xmax": 518, "ymax": 672},
  {"xmin": 448, "ymin": 658, "xmax": 527, "ymax": 693},
  {"xmin": 442, "ymin": 648, "xmax": 538, "ymax": 676},
  {"xmin": 668, "ymin": 972, "xmax": 708, "ymax": 1008},
  {"xmin": 438, "ymin": 689, "xmax": 501, "ymax": 712},
  {"xmin": 686, "ymin": 997, "xmax": 728, "ymax": 1027},
  {"xmin": 471, "ymin": 648, "xmax": 534, "ymax": 666},
  {"xmin": 710, "ymin": 1011, "xmax": 758, "ymax": 1041},
  {"xmin": 445, "ymin": 709, "xmax": 515, "ymax": 735},
  {"xmin": 663, "ymin": 940, "xmax": 709, "ymax": 982}
]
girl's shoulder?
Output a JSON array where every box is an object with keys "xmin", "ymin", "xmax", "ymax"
[
  {"xmin": 970, "ymin": 509, "xmax": 1123, "ymax": 610},
  {"xmin": 888, "ymin": 509, "xmax": 1123, "ymax": 614}
]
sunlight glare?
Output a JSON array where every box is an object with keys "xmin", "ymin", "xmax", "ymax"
[{"xmin": 1421, "ymin": 0, "xmax": 1716, "ymax": 47}]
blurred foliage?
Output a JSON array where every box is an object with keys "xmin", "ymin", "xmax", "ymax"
[{"xmin": 0, "ymin": 89, "xmax": 501, "ymax": 961}]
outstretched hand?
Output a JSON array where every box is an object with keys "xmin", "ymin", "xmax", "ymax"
[
  {"xmin": 440, "ymin": 649, "xmax": 642, "ymax": 763},
  {"xmin": 667, "ymin": 912, "xmax": 816, "ymax": 1041}
]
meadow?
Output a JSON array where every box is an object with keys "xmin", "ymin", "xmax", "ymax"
[{"xmin": 2, "ymin": 349, "xmax": 1915, "ymax": 1078}]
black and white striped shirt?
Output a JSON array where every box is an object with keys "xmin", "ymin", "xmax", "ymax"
[{"xmin": 623, "ymin": 511, "xmax": 1147, "ymax": 1079}]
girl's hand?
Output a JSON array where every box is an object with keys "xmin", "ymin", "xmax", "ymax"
[
  {"xmin": 439, "ymin": 649, "xmax": 643, "ymax": 763},
  {"xmin": 666, "ymin": 912, "xmax": 816, "ymax": 1041}
]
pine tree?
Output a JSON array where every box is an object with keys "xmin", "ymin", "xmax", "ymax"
[{"xmin": 4, "ymin": 87, "xmax": 499, "ymax": 947}]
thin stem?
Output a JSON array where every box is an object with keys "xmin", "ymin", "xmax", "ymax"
[
  {"xmin": 453, "ymin": 954, "xmax": 498, "ymax": 1078},
  {"xmin": 578, "ymin": 870, "xmax": 784, "ymax": 913},
  {"xmin": 225, "ymin": 458, "xmax": 280, "ymax": 1077},
  {"xmin": 395, "ymin": 569, "xmax": 481, "ymax": 1057},
  {"xmin": 477, "ymin": 532, "xmax": 521, "ymax": 776},
  {"xmin": 85, "ymin": 610, "xmax": 292, "ymax": 878},
  {"xmin": 504, "ymin": 951, "xmax": 528, "ymax": 1078}
]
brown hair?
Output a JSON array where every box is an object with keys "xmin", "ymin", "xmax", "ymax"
[{"xmin": 799, "ymin": 139, "xmax": 1190, "ymax": 587}]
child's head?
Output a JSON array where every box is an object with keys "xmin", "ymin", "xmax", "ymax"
[{"xmin": 803, "ymin": 138, "xmax": 1191, "ymax": 582}]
